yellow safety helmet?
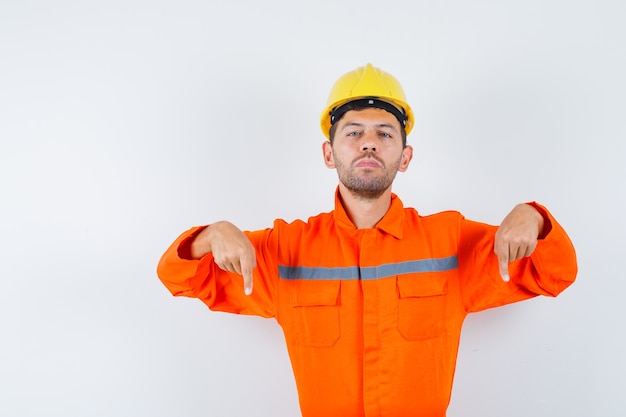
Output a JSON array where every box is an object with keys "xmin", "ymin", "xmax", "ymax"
[{"xmin": 320, "ymin": 63, "xmax": 414, "ymax": 139}]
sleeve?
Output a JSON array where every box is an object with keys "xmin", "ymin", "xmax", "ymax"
[
  {"xmin": 156, "ymin": 225, "xmax": 279, "ymax": 318},
  {"xmin": 458, "ymin": 202, "xmax": 578, "ymax": 313}
]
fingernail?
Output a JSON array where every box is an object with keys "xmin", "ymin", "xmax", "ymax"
[
  {"xmin": 501, "ymin": 274, "xmax": 510, "ymax": 282},
  {"xmin": 244, "ymin": 286, "xmax": 252, "ymax": 296}
]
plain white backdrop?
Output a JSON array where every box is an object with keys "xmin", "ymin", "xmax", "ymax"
[{"xmin": 1, "ymin": 0, "xmax": 624, "ymax": 416}]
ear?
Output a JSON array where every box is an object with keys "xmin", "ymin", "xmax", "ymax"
[
  {"xmin": 397, "ymin": 145, "xmax": 413, "ymax": 172},
  {"xmin": 322, "ymin": 141, "xmax": 336, "ymax": 169}
]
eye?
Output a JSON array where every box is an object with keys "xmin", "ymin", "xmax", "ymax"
[
  {"xmin": 347, "ymin": 130, "xmax": 362, "ymax": 137},
  {"xmin": 378, "ymin": 131, "xmax": 392, "ymax": 138}
]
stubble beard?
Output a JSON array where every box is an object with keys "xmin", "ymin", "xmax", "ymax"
[{"xmin": 334, "ymin": 152, "xmax": 402, "ymax": 200}]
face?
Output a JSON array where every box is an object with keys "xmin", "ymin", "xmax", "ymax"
[{"xmin": 323, "ymin": 107, "xmax": 413, "ymax": 199}]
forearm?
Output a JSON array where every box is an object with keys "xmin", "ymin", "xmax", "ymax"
[
  {"xmin": 459, "ymin": 203, "xmax": 577, "ymax": 312},
  {"xmin": 156, "ymin": 224, "xmax": 279, "ymax": 318}
]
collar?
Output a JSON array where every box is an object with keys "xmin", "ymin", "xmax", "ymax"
[{"xmin": 333, "ymin": 187, "xmax": 405, "ymax": 239}]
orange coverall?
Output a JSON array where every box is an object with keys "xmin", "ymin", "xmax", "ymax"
[{"xmin": 157, "ymin": 191, "xmax": 577, "ymax": 417}]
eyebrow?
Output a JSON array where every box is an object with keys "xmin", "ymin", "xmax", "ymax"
[{"xmin": 341, "ymin": 122, "xmax": 399, "ymax": 132}]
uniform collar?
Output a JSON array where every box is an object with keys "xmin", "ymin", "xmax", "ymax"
[{"xmin": 333, "ymin": 187, "xmax": 405, "ymax": 239}]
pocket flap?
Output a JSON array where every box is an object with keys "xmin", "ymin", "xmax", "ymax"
[
  {"xmin": 397, "ymin": 273, "xmax": 448, "ymax": 298},
  {"xmin": 289, "ymin": 280, "xmax": 341, "ymax": 307}
]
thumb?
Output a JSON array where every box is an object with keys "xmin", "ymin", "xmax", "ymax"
[{"xmin": 498, "ymin": 255, "xmax": 510, "ymax": 282}]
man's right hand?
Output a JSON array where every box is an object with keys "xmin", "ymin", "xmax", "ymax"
[{"xmin": 190, "ymin": 221, "xmax": 256, "ymax": 295}]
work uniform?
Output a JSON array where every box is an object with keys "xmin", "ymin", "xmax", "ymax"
[{"xmin": 157, "ymin": 191, "xmax": 577, "ymax": 417}]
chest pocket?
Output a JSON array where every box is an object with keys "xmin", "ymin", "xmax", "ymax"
[
  {"xmin": 288, "ymin": 280, "xmax": 341, "ymax": 347},
  {"xmin": 397, "ymin": 273, "xmax": 448, "ymax": 340}
]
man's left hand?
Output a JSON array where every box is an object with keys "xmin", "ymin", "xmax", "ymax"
[{"xmin": 494, "ymin": 204, "xmax": 545, "ymax": 282}]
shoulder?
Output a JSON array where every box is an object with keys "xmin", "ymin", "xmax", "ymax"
[
  {"xmin": 404, "ymin": 207, "xmax": 464, "ymax": 224},
  {"xmin": 273, "ymin": 210, "xmax": 335, "ymax": 231}
]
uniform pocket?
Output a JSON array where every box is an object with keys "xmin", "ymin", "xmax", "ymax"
[
  {"xmin": 288, "ymin": 280, "xmax": 341, "ymax": 347},
  {"xmin": 397, "ymin": 273, "xmax": 448, "ymax": 340}
]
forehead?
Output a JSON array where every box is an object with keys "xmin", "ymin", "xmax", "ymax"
[{"xmin": 338, "ymin": 107, "xmax": 401, "ymax": 129}]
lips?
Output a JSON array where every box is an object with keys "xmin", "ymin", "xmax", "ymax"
[{"xmin": 354, "ymin": 158, "xmax": 382, "ymax": 168}]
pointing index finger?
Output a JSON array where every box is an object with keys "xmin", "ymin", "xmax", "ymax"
[
  {"xmin": 243, "ymin": 270, "xmax": 253, "ymax": 295},
  {"xmin": 240, "ymin": 252, "xmax": 255, "ymax": 296},
  {"xmin": 498, "ymin": 254, "xmax": 510, "ymax": 282}
]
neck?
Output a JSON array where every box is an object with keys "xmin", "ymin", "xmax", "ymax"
[{"xmin": 337, "ymin": 184, "xmax": 393, "ymax": 229}]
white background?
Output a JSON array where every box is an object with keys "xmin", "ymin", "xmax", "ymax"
[{"xmin": 1, "ymin": 0, "xmax": 624, "ymax": 416}]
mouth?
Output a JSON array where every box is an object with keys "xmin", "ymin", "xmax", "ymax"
[{"xmin": 354, "ymin": 158, "xmax": 382, "ymax": 168}]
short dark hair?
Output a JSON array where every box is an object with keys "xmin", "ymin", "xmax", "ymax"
[{"xmin": 328, "ymin": 104, "xmax": 408, "ymax": 147}]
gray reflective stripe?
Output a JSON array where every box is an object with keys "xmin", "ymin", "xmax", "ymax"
[
  {"xmin": 278, "ymin": 255, "xmax": 458, "ymax": 281},
  {"xmin": 278, "ymin": 265, "xmax": 360, "ymax": 280}
]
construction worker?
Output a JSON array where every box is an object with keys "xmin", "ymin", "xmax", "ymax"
[{"xmin": 157, "ymin": 63, "xmax": 577, "ymax": 417}]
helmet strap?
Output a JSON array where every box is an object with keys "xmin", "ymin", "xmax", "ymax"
[{"xmin": 330, "ymin": 97, "xmax": 407, "ymax": 129}]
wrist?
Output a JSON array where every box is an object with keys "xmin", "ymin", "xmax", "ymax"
[
  {"xmin": 525, "ymin": 202, "xmax": 552, "ymax": 239},
  {"xmin": 189, "ymin": 226, "xmax": 212, "ymax": 259}
]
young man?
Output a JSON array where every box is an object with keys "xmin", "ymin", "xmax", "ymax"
[{"xmin": 157, "ymin": 63, "xmax": 577, "ymax": 417}]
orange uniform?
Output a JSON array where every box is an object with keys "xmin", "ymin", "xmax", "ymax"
[{"xmin": 157, "ymin": 191, "xmax": 577, "ymax": 417}]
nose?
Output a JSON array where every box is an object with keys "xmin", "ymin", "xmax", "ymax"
[{"xmin": 360, "ymin": 129, "xmax": 377, "ymax": 152}]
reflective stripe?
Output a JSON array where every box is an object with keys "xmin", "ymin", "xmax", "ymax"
[{"xmin": 278, "ymin": 255, "xmax": 458, "ymax": 281}]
